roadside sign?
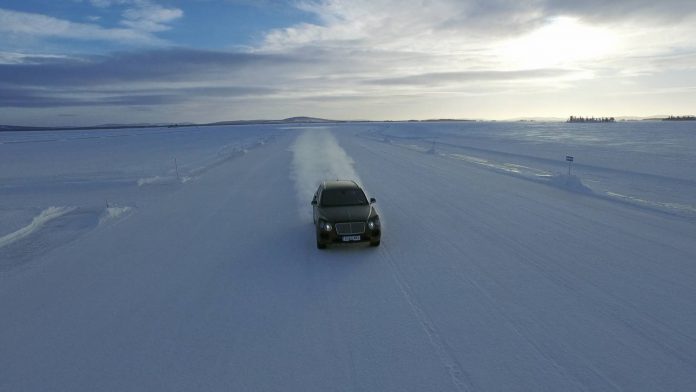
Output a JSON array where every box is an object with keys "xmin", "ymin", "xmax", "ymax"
[{"xmin": 566, "ymin": 156, "xmax": 574, "ymax": 162}]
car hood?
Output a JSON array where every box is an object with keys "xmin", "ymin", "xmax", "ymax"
[{"xmin": 319, "ymin": 205, "xmax": 374, "ymax": 222}]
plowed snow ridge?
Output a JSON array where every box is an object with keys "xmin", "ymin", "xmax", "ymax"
[{"xmin": 0, "ymin": 206, "xmax": 76, "ymax": 248}]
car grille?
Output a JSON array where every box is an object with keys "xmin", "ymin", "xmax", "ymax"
[{"xmin": 335, "ymin": 222, "xmax": 366, "ymax": 235}]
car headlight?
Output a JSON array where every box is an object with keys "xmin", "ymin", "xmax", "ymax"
[
  {"xmin": 368, "ymin": 217, "xmax": 380, "ymax": 230},
  {"xmin": 322, "ymin": 222, "xmax": 332, "ymax": 232}
]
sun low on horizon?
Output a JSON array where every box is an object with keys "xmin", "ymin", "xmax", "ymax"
[
  {"xmin": 497, "ymin": 16, "xmax": 619, "ymax": 69},
  {"xmin": 1, "ymin": 0, "xmax": 695, "ymax": 126}
]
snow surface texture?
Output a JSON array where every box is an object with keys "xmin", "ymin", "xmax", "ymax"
[
  {"xmin": 1, "ymin": 122, "xmax": 696, "ymax": 391},
  {"xmin": 364, "ymin": 121, "xmax": 696, "ymax": 217},
  {"xmin": 0, "ymin": 125, "xmax": 280, "ymax": 261}
]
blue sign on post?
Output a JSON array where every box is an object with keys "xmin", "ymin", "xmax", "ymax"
[{"xmin": 566, "ymin": 156, "xmax": 574, "ymax": 175}]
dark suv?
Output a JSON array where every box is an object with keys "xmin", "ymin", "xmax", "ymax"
[{"xmin": 311, "ymin": 180, "xmax": 381, "ymax": 249}]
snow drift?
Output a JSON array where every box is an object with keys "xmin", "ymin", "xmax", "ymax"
[
  {"xmin": 0, "ymin": 206, "xmax": 76, "ymax": 249},
  {"xmin": 548, "ymin": 173, "xmax": 594, "ymax": 194}
]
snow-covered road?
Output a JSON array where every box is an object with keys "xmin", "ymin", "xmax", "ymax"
[{"xmin": 2, "ymin": 125, "xmax": 695, "ymax": 391}]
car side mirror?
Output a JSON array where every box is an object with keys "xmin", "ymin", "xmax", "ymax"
[
  {"xmin": 311, "ymin": 199, "xmax": 317, "ymax": 206},
  {"xmin": 370, "ymin": 197, "xmax": 376, "ymax": 204}
]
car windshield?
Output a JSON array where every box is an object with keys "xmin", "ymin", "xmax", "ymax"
[{"xmin": 321, "ymin": 188, "xmax": 368, "ymax": 206}]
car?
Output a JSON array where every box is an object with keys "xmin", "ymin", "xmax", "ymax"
[{"xmin": 311, "ymin": 180, "xmax": 381, "ymax": 249}]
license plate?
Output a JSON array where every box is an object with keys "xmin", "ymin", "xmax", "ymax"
[{"xmin": 342, "ymin": 235, "xmax": 361, "ymax": 242}]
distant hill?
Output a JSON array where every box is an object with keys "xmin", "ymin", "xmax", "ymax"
[
  {"xmin": 0, "ymin": 123, "xmax": 179, "ymax": 132},
  {"xmin": 282, "ymin": 116, "xmax": 336, "ymax": 123},
  {"xmin": 3, "ymin": 114, "xmax": 691, "ymax": 132},
  {"xmin": 0, "ymin": 125, "xmax": 43, "ymax": 131},
  {"xmin": 205, "ymin": 117, "xmax": 341, "ymax": 126},
  {"xmin": 0, "ymin": 117, "xmax": 342, "ymax": 132}
]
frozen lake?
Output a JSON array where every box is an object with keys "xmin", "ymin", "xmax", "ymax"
[{"xmin": 1, "ymin": 121, "xmax": 695, "ymax": 391}]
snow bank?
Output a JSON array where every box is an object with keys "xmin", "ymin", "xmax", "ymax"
[
  {"xmin": 289, "ymin": 129, "xmax": 361, "ymax": 219},
  {"xmin": 605, "ymin": 191, "xmax": 696, "ymax": 217},
  {"xmin": 0, "ymin": 206, "xmax": 76, "ymax": 248},
  {"xmin": 98, "ymin": 206, "xmax": 133, "ymax": 225},
  {"xmin": 547, "ymin": 174, "xmax": 594, "ymax": 194},
  {"xmin": 137, "ymin": 175, "xmax": 180, "ymax": 187}
]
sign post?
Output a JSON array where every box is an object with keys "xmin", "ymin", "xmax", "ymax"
[
  {"xmin": 174, "ymin": 157, "xmax": 180, "ymax": 180},
  {"xmin": 566, "ymin": 155, "xmax": 574, "ymax": 176}
]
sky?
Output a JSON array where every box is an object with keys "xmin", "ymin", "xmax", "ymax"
[{"xmin": 1, "ymin": 0, "xmax": 696, "ymax": 126}]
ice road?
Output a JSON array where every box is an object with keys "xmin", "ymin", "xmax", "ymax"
[{"xmin": 1, "ymin": 122, "xmax": 696, "ymax": 391}]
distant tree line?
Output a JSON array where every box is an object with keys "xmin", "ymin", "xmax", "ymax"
[
  {"xmin": 663, "ymin": 115, "xmax": 696, "ymax": 121},
  {"xmin": 567, "ymin": 116, "xmax": 615, "ymax": 123}
]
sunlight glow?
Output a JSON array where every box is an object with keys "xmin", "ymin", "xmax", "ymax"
[{"xmin": 499, "ymin": 17, "xmax": 619, "ymax": 69}]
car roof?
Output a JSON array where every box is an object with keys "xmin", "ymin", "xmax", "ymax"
[{"xmin": 322, "ymin": 180, "xmax": 361, "ymax": 190}]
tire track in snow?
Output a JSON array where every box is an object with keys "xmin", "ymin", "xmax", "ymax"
[
  {"xmin": 288, "ymin": 129, "xmax": 369, "ymax": 389},
  {"xmin": 421, "ymin": 220, "xmax": 607, "ymax": 392},
  {"xmin": 353, "ymin": 136, "xmax": 617, "ymax": 390},
  {"xmin": 379, "ymin": 244, "xmax": 475, "ymax": 392},
  {"xmin": 290, "ymin": 128, "xmax": 470, "ymax": 389}
]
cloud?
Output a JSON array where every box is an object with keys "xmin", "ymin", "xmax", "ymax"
[
  {"xmin": 0, "ymin": 83, "xmax": 280, "ymax": 108},
  {"xmin": 0, "ymin": 48, "xmax": 298, "ymax": 87},
  {"xmin": 0, "ymin": 8, "xmax": 161, "ymax": 44},
  {"xmin": 367, "ymin": 69, "xmax": 580, "ymax": 86},
  {"xmin": 0, "ymin": 43, "xmax": 582, "ymax": 113},
  {"xmin": 89, "ymin": 0, "xmax": 114, "ymax": 8},
  {"xmin": 259, "ymin": 1, "xmax": 696, "ymax": 78},
  {"xmin": 0, "ymin": 87, "xmax": 184, "ymax": 108},
  {"xmin": 4, "ymin": 0, "xmax": 696, "ymax": 124},
  {"xmin": 262, "ymin": 1, "xmax": 696, "ymax": 50},
  {"xmin": 0, "ymin": 52, "xmax": 70, "ymax": 65},
  {"xmin": 262, "ymin": 0, "xmax": 546, "ymax": 51},
  {"xmin": 0, "ymin": 1, "xmax": 183, "ymax": 46},
  {"xmin": 83, "ymin": 0, "xmax": 184, "ymax": 32},
  {"xmin": 539, "ymin": 0, "xmax": 696, "ymax": 22},
  {"xmin": 0, "ymin": 48, "xmax": 294, "ymax": 108},
  {"xmin": 0, "ymin": 83, "xmax": 283, "ymax": 108},
  {"xmin": 121, "ymin": 3, "xmax": 183, "ymax": 32}
]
